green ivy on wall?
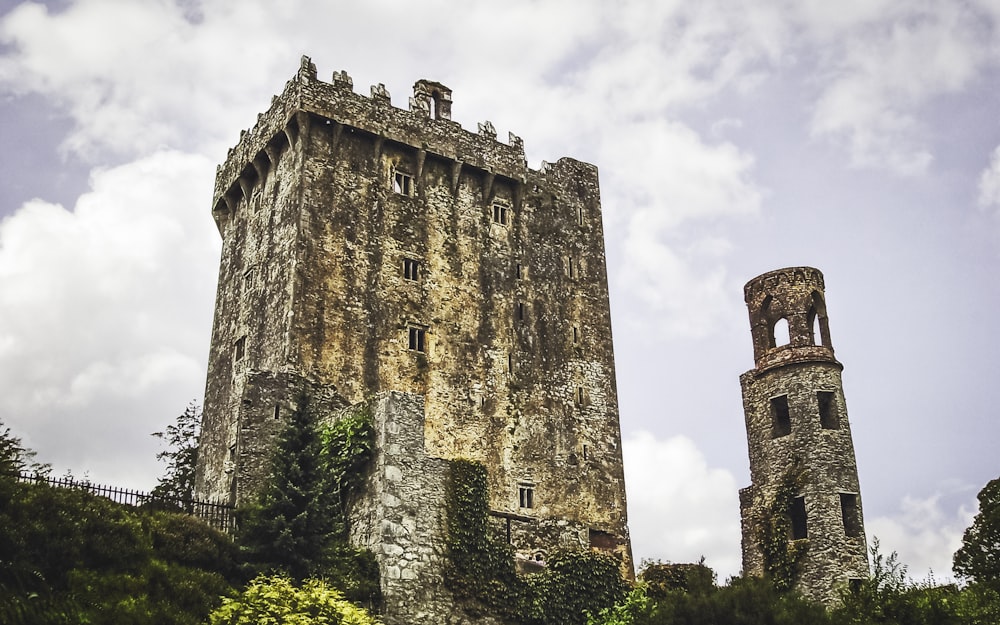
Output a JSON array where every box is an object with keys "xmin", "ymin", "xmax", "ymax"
[
  {"xmin": 758, "ymin": 459, "xmax": 810, "ymax": 592},
  {"xmin": 445, "ymin": 459, "xmax": 627, "ymax": 625}
]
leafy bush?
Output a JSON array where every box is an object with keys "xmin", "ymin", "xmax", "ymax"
[
  {"xmin": 0, "ymin": 477, "xmax": 235, "ymax": 625},
  {"xmin": 208, "ymin": 574, "xmax": 379, "ymax": 625}
]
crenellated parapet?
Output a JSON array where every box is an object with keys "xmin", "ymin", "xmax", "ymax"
[{"xmin": 212, "ymin": 56, "xmax": 531, "ymax": 232}]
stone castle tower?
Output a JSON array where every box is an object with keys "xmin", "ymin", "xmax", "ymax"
[
  {"xmin": 193, "ymin": 56, "xmax": 631, "ymax": 620},
  {"xmin": 738, "ymin": 267, "xmax": 868, "ymax": 604}
]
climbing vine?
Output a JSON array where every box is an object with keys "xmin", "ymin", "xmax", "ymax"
[
  {"xmin": 758, "ymin": 459, "xmax": 810, "ymax": 592},
  {"xmin": 444, "ymin": 459, "xmax": 627, "ymax": 625}
]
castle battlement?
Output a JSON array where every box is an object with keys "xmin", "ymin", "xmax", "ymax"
[{"xmin": 213, "ymin": 56, "xmax": 533, "ymax": 225}]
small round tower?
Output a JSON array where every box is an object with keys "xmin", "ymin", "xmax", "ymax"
[{"xmin": 738, "ymin": 267, "xmax": 868, "ymax": 604}]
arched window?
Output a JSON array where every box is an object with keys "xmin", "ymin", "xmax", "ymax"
[
  {"xmin": 772, "ymin": 317, "xmax": 790, "ymax": 347},
  {"xmin": 810, "ymin": 291, "xmax": 831, "ymax": 347}
]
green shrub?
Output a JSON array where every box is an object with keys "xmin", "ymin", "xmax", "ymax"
[{"xmin": 208, "ymin": 574, "xmax": 379, "ymax": 625}]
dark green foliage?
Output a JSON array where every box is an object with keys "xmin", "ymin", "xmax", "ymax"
[
  {"xmin": 445, "ymin": 458, "xmax": 628, "ymax": 625},
  {"xmin": 640, "ymin": 560, "xmax": 715, "ymax": 598},
  {"xmin": 590, "ymin": 573, "xmax": 830, "ymax": 625},
  {"xmin": 236, "ymin": 401, "xmax": 379, "ymax": 607},
  {"xmin": 147, "ymin": 509, "xmax": 238, "ymax": 574},
  {"xmin": 954, "ymin": 476, "xmax": 1000, "ymax": 589},
  {"xmin": 524, "ymin": 550, "xmax": 630, "ymax": 625},
  {"xmin": 0, "ymin": 477, "xmax": 235, "ymax": 625},
  {"xmin": 237, "ymin": 397, "xmax": 339, "ymax": 581},
  {"xmin": 0, "ymin": 418, "xmax": 50, "ymax": 477},
  {"xmin": 445, "ymin": 458, "xmax": 520, "ymax": 607},
  {"xmin": 151, "ymin": 401, "xmax": 201, "ymax": 506},
  {"xmin": 759, "ymin": 460, "xmax": 810, "ymax": 592}
]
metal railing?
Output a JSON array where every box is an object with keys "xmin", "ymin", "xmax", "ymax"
[{"xmin": 9, "ymin": 471, "xmax": 235, "ymax": 534}]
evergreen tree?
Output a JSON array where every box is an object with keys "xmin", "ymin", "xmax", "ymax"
[
  {"xmin": 0, "ymin": 418, "xmax": 49, "ymax": 477},
  {"xmin": 236, "ymin": 396, "xmax": 338, "ymax": 582},
  {"xmin": 151, "ymin": 402, "xmax": 201, "ymax": 507}
]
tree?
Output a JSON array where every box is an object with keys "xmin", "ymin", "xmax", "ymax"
[
  {"xmin": 151, "ymin": 402, "xmax": 201, "ymax": 506},
  {"xmin": 0, "ymin": 418, "xmax": 49, "ymax": 477},
  {"xmin": 236, "ymin": 396, "xmax": 339, "ymax": 582},
  {"xmin": 954, "ymin": 477, "xmax": 1000, "ymax": 589}
]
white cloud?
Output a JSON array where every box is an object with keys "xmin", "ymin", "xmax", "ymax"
[
  {"xmin": 623, "ymin": 431, "xmax": 742, "ymax": 580},
  {"xmin": 805, "ymin": 0, "xmax": 992, "ymax": 175},
  {"xmin": 978, "ymin": 145, "xmax": 1000, "ymax": 211},
  {"xmin": 605, "ymin": 119, "xmax": 762, "ymax": 339},
  {"xmin": 0, "ymin": 150, "xmax": 219, "ymax": 487},
  {"xmin": 866, "ymin": 492, "xmax": 977, "ymax": 583}
]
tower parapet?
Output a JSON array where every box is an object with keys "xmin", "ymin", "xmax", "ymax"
[{"xmin": 739, "ymin": 267, "xmax": 867, "ymax": 605}]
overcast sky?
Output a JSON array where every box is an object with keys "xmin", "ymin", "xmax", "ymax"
[{"xmin": 2, "ymin": 0, "xmax": 998, "ymax": 583}]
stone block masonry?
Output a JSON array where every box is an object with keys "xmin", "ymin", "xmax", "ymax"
[
  {"xmin": 194, "ymin": 56, "xmax": 632, "ymax": 622},
  {"xmin": 739, "ymin": 267, "xmax": 868, "ymax": 604}
]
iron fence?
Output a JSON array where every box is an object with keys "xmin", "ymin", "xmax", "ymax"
[{"xmin": 9, "ymin": 471, "xmax": 235, "ymax": 534}]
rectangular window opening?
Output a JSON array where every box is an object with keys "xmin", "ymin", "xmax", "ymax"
[
  {"xmin": 517, "ymin": 302, "xmax": 525, "ymax": 321},
  {"xmin": 583, "ymin": 444, "xmax": 588, "ymax": 460},
  {"xmin": 519, "ymin": 485, "xmax": 534, "ymax": 509},
  {"xmin": 407, "ymin": 327, "xmax": 426, "ymax": 352},
  {"xmin": 243, "ymin": 269, "xmax": 254, "ymax": 292},
  {"xmin": 841, "ymin": 493, "xmax": 862, "ymax": 537},
  {"xmin": 790, "ymin": 495, "xmax": 807, "ymax": 540},
  {"xmin": 771, "ymin": 395, "xmax": 791, "ymax": 438},
  {"xmin": 507, "ymin": 353, "xmax": 514, "ymax": 374},
  {"xmin": 567, "ymin": 257, "xmax": 575, "ymax": 279},
  {"xmin": 818, "ymin": 391, "xmax": 839, "ymax": 429},
  {"xmin": 578, "ymin": 205, "xmax": 584, "ymax": 226},
  {"xmin": 573, "ymin": 325, "xmax": 579, "ymax": 345},
  {"xmin": 516, "ymin": 263, "xmax": 523, "ymax": 279},
  {"xmin": 576, "ymin": 386, "xmax": 585, "ymax": 407},
  {"xmin": 234, "ymin": 336, "xmax": 246, "ymax": 362},
  {"xmin": 393, "ymin": 171, "xmax": 413, "ymax": 195},
  {"xmin": 492, "ymin": 201, "xmax": 509, "ymax": 224},
  {"xmin": 403, "ymin": 258, "xmax": 420, "ymax": 281},
  {"xmin": 273, "ymin": 404, "xmax": 281, "ymax": 420}
]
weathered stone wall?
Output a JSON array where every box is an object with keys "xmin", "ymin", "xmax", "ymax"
[
  {"xmin": 739, "ymin": 267, "xmax": 868, "ymax": 604},
  {"xmin": 344, "ymin": 392, "xmax": 489, "ymax": 625},
  {"xmin": 194, "ymin": 55, "xmax": 633, "ymax": 620}
]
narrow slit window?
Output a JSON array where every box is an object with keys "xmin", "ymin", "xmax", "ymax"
[
  {"xmin": 393, "ymin": 171, "xmax": 413, "ymax": 195},
  {"xmin": 273, "ymin": 405, "xmax": 281, "ymax": 420},
  {"xmin": 566, "ymin": 257, "xmax": 575, "ymax": 279},
  {"xmin": 519, "ymin": 485, "xmax": 534, "ymax": 509},
  {"xmin": 818, "ymin": 391, "xmax": 839, "ymax": 429},
  {"xmin": 576, "ymin": 386, "xmax": 585, "ymax": 406},
  {"xmin": 407, "ymin": 327, "xmax": 426, "ymax": 352},
  {"xmin": 790, "ymin": 496, "xmax": 807, "ymax": 540},
  {"xmin": 841, "ymin": 493, "xmax": 862, "ymax": 537},
  {"xmin": 771, "ymin": 395, "xmax": 791, "ymax": 438},
  {"xmin": 516, "ymin": 263, "xmax": 523, "ymax": 279},
  {"xmin": 234, "ymin": 336, "xmax": 246, "ymax": 362},
  {"xmin": 583, "ymin": 444, "xmax": 588, "ymax": 460},
  {"xmin": 508, "ymin": 353, "xmax": 514, "ymax": 373},
  {"xmin": 578, "ymin": 205, "xmax": 584, "ymax": 226},
  {"xmin": 572, "ymin": 325, "xmax": 579, "ymax": 345},
  {"xmin": 517, "ymin": 302, "xmax": 525, "ymax": 321},
  {"xmin": 403, "ymin": 258, "xmax": 420, "ymax": 281},
  {"xmin": 243, "ymin": 269, "xmax": 254, "ymax": 292}
]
